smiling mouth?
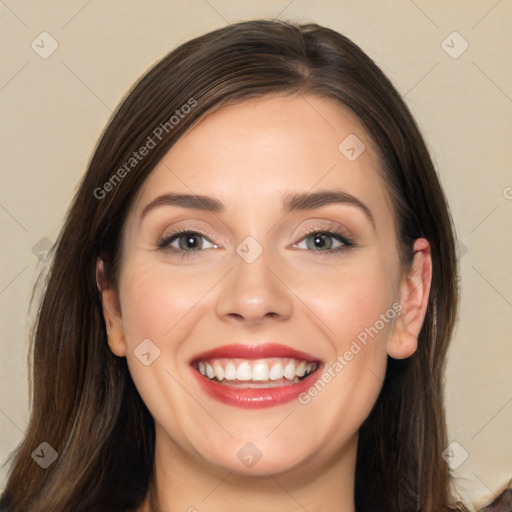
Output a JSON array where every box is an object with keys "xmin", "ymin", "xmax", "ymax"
[
  {"xmin": 190, "ymin": 343, "xmax": 323, "ymax": 408},
  {"xmin": 194, "ymin": 357, "xmax": 319, "ymax": 388}
]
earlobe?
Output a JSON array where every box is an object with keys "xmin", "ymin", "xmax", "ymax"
[
  {"xmin": 387, "ymin": 238, "xmax": 432, "ymax": 360},
  {"xmin": 96, "ymin": 258, "xmax": 127, "ymax": 357}
]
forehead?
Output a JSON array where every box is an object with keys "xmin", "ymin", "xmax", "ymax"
[{"xmin": 129, "ymin": 94, "xmax": 393, "ymax": 225}]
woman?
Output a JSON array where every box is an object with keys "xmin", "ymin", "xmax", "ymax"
[{"xmin": 0, "ymin": 19, "xmax": 507, "ymax": 512}]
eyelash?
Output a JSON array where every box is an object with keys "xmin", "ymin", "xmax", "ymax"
[
  {"xmin": 156, "ymin": 227, "xmax": 355, "ymax": 258},
  {"xmin": 156, "ymin": 229, "xmax": 218, "ymax": 259}
]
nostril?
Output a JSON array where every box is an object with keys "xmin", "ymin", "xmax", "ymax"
[{"xmin": 227, "ymin": 313, "xmax": 245, "ymax": 320}]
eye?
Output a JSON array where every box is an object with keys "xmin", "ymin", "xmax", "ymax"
[
  {"xmin": 294, "ymin": 230, "xmax": 353, "ymax": 253},
  {"xmin": 157, "ymin": 230, "xmax": 220, "ymax": 252}
]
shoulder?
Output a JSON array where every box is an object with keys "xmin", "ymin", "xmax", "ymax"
[{"xmin": 478, "ymin": 487, "xmax": 512, "ymax": 511}]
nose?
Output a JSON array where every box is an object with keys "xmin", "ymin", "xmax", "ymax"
[{"xmin": 215, "ymin": 250, "xmax": 294, "ymax": 326}]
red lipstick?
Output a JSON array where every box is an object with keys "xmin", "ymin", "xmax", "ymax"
[
  {"xmin": 190, "ymin": 343, "xmax": 322, "ymax": 409},
  {"xmin": 191, "ymin": 343, "xmax": 319, "ymax": 362}
]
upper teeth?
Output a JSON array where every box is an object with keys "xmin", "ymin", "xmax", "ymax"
[{"xmin": 196, "ymin": 358, "xmax": 318, "ymax": 382}]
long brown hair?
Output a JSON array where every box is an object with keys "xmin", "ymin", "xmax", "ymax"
[{"xmin": 1, "ymin": 19, "xmax": 463, "ymax": 511}]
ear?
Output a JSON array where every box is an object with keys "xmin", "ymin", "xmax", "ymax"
[
  {"xmin": 387, "ymin": 238, "xmax": 432, "ymax": 360},
  {"xmin": 96, "ymin": 258, "xmax": 127, "ymax": 357}
]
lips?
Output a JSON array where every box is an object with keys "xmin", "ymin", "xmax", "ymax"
[{"xmin": 190, "ymin": 343, "xmax": 322, "ymax": 409}]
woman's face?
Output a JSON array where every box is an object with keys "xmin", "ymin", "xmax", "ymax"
[{"xmin": 103, "ymin": 95, "xmax": 422, "ymax": 477}]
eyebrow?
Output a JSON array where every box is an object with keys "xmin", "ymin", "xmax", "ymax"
[
  {"xmin": 141, "ymin": 193, "xmax": 225, "ymax": 219},
  {"xmin": 140, "ymin": 190, "xmax": 374, "ymax": 227},
  {"xmin": 282, "ymin": 190, "xmax": 375, "ymax": 227}
]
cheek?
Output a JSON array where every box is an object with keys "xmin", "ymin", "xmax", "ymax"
[
  {"xmin": 289, "ymin": 256, "xmax": 397, "ymax": 432},
  {"xmin": 116, "ymin": 261, "xmax": 204, "ymax": 400},
  {"xmin": 296, "ymin": 270, "xmax": 393, "ymax": 447},
  {"xmin": 118, "ymin": 260, "xmax": 216, "ymax": 342},
  {"xmin": 117, "ymin": 260, "xmax": 219, "ymax": 445},
  {"xmin": 297, "ymin": 257, "xmax": 397, "ymax": 349}
]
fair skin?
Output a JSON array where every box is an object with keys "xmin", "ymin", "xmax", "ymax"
[{"xmin": 98, "ymin": 95, "xmax": 431, "ymax": 512}]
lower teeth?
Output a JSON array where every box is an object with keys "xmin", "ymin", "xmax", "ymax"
[{"xmin": 211, "ymin": 376, "xmax": 306, "ymax": 388}]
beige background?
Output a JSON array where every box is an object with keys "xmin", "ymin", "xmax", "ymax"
[{"xmin": 0, "ymin": 0, "xmax": 511, "ymax": 508}]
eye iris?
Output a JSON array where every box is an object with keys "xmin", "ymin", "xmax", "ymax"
[
  {"xmin": 179, "ymin": 233, "xmax": 202, "ymax": 250},
  {"xmin": 307, "ymin": 232, "xmax": 332, "ymax": 250}
]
